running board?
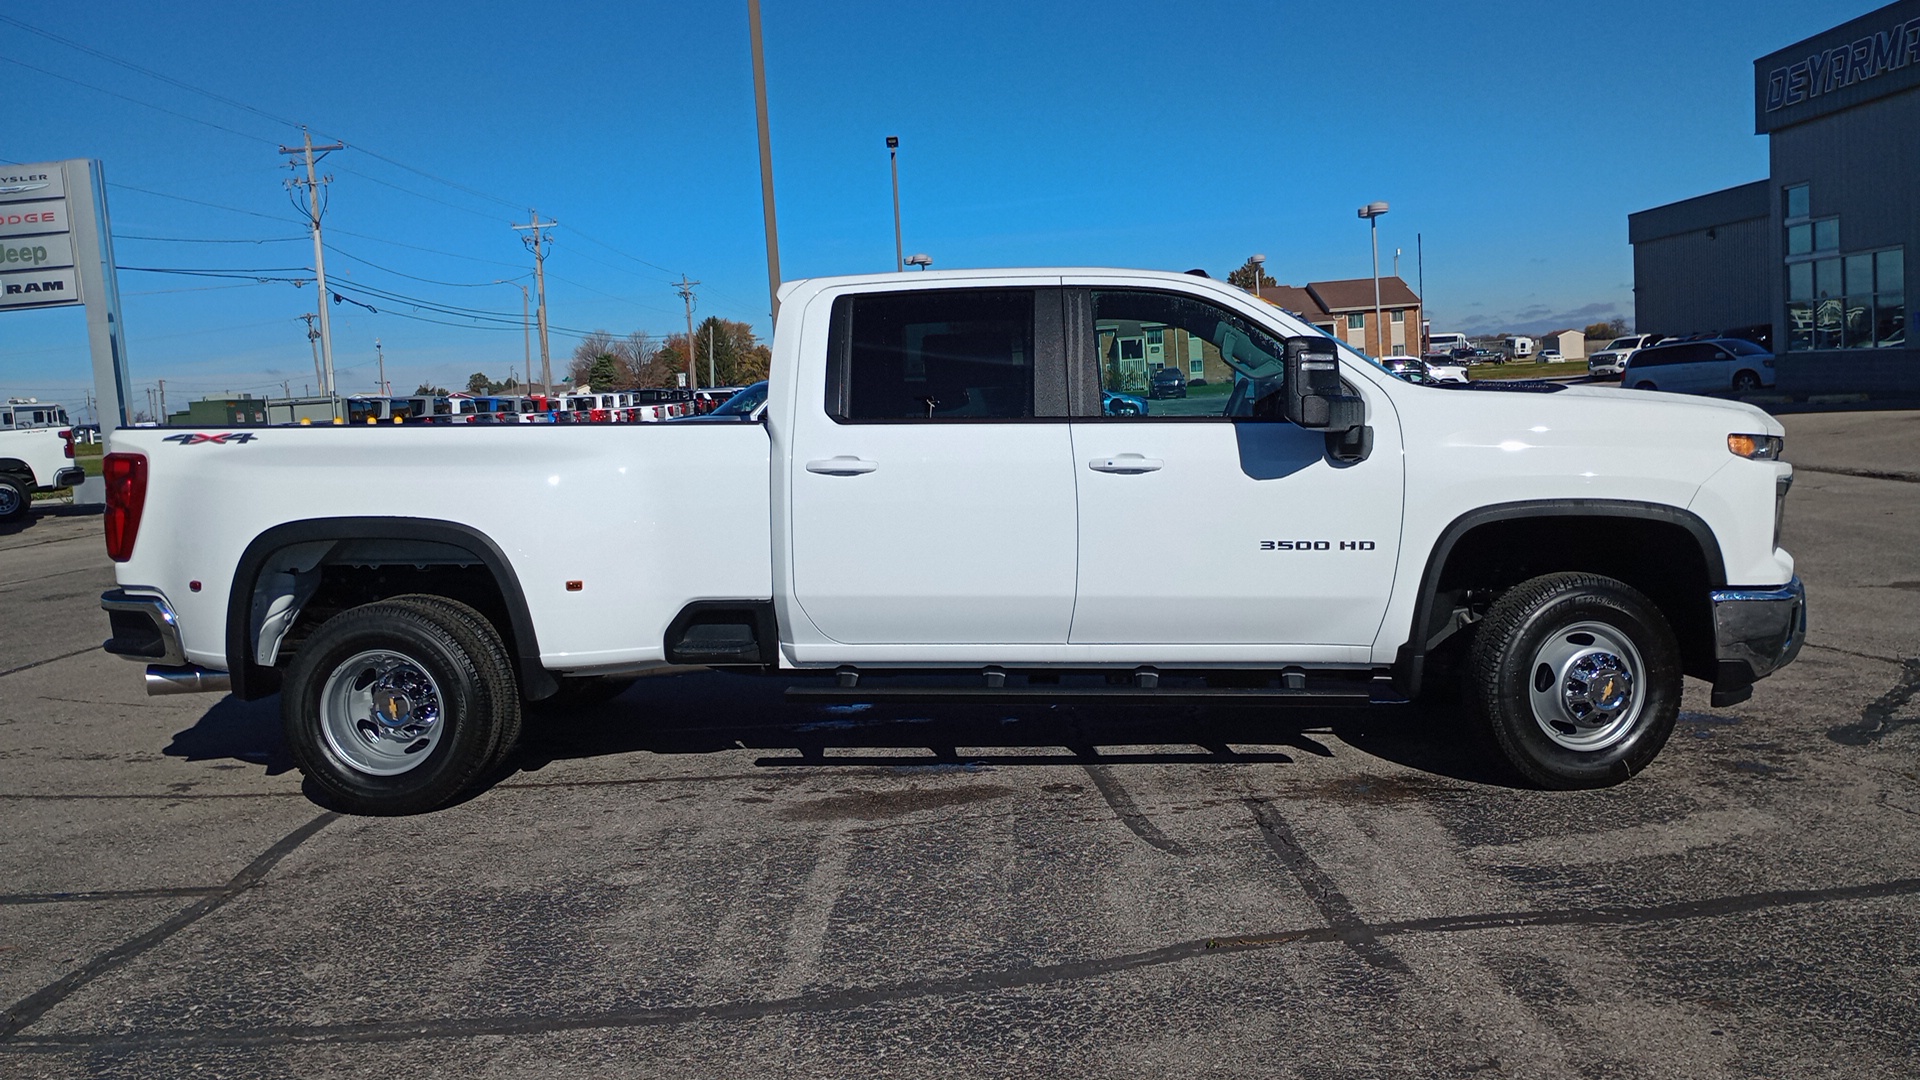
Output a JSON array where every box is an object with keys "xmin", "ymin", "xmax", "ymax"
[{"xmin": 784, "ymin": 685, "xmax": 1373, "ymax": 707}]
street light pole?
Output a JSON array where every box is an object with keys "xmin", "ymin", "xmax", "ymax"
[
  {"xmin": 888, "ymin": 136, "xmax": 903, "ymax": 273},
  {"xmin": 1250, "ymin": 253, "xmax": 1266, "ymax": 301},
  {"xmin": 496, "ymin": 279, "xmax": 531, "ymax": 391},
  {"xmin": 1358, "ymin": 201, "xmax": 1389, "ymax": 356},
  {"xmin": 748, "ymin": 0, "xmax": 783, "ymax": 321}
]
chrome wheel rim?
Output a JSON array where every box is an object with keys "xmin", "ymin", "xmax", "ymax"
[
  {"xmin": 1526, "ymin": 621, "xmax": 1646, "ymax": 752},
  {"xmin": 319, "ymin": 650, "xmax": 446, "ymax": 776}
]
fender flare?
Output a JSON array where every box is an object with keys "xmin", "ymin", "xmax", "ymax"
[
  {"xmin": 225, "ymin": 517, "xmax": 550, "ymax": 701},
  {"xmin": 1391, "ymin": 499, "xmax": 1726, "ymax": 697}
]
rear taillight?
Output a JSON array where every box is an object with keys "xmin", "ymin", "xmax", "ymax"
[
  {"xmin": 103, "ymin": 453, "xmax": 148, "ymax": 562},
  {"xmin": 59, "ymin": 429, "xmax": 74, "ymax": 458}
]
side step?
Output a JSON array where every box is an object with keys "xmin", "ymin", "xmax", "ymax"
[{"xmin": 785, "ymin": 685, "xmax": 1372, "ymax": 708}]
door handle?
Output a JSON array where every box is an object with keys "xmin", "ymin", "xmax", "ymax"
[
  {"xmin": 806, "ymin": 456, "xmax": 878, "ymax": 475},
  {"xmin": 1087, "ymin": 454, "xmax": 1163, "ymax": 474}
]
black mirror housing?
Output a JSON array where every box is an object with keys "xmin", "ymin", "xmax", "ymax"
[{"xmin": 1283, "ymin": 337, "xmax": 1364, "ymax": 431}]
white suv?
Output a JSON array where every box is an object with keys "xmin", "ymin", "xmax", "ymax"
[{"xmin": 1589, "ymin": 334, "xmax": 1660, "ymax": 378}]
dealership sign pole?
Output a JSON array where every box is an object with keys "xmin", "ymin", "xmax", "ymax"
[{"xmin": 0, "ymin": 159, "xmax": 134, "ymax": 429}]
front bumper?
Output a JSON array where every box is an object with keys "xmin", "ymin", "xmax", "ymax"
[{"xmin": 1708, "ymin": 575, "xmax": 1806, "ymax": 707}]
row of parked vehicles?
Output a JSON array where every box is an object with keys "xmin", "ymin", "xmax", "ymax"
[
  {"xmin": 1587, "ymin": 333, "xmax": 1776, "ymax": 394},
  {"xmin": 342, "ymin": 387, "xmax": 748, "ymax": 426}
]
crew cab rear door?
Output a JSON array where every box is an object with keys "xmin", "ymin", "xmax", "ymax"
[{"xmin": 784, "ymin": 285, "xmax": 1078, "ymax": 645}]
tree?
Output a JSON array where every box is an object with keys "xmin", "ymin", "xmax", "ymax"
[
  {"xmin": 466, "ymin": 372, "xmax": 492, "ymax": 394},
  {"xmin": 587, "ymin": 354, "xmax": 621, "ymax": 391},
  {"xmin": 1585, "ymin": 318, "xmax": 1629, "ymax": 340},
  {"xmin": 412, "ymin": 383, "xmax": 449, "ymax": 396},
  {"xmin": 1227, "ymin": 258, "xmax": 1277, "ymax": 293}
]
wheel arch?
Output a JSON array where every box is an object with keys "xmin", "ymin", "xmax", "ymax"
[
  {"xmin": 225, "ymin": 517, "xmax": 553, "ymax": 702},
  {"xmin": 1393, "ymin": 500, "xmax": 1726, "ymax": 698}
]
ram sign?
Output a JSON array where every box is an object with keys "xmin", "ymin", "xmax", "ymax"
[{"xmin": 0, "ymin": 162, "xmax": 82, "ymax": 311}]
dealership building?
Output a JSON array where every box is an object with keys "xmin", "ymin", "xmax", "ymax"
[{"xmin": 1629, "ymin": 0, "xmax": 1917, "ymax": 396}]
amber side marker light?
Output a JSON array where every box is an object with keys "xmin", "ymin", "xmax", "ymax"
[{"xmin": 1728, "ymin": 434, "xmax": 1784, "ymax": 460}]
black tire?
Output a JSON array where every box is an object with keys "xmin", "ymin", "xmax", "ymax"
[
  {"xmin": 1633, "ymin": 381, "xmax": 1657, "ymax": 391},
  {"xmin": 525, "ymin": 674, "xmax": 637, "ymax": 716},
  {"xmin": 1466, "ymin": 572, "xmax": 1682, "ymax": 789},
  {"xmin": 385, "ymin": 595, "xmax": 523, "ymax": 769},
  {"xmin": 1731, "ymin": 370, "xmax": 1761, "ymax": 393},
  {"xmin": 282, "ymin": 599, "xmax": 512, "ymax": 815},
  {"xmin": 0, "ymin": 475, "xmax": 29, "ymax": 524}
]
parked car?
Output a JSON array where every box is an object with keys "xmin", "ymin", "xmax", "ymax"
[
  {"xmin": 1537, "ymin": 349, "xmax": 1564, "ymax": 364},
  {"xmin": 1101, "ymin": 389, "xmax": 1149, "ymax": 416},
  {"xmin": 1588, "ymin": 334, "xmax": 1661, "ymax": 379},
  {"xmin": 671, "ymin": 381, "xmax": 769, "ymax": 422},
  {"xmin": 1622, "ymin": 338, "xmax": 1776, "ymax": 395},
  {"xmin": 1384, "ymin": 355, "xmax": 1466, "ymax": 384},
  {"xmin": 1148, "ymin": 367, "xmax": 1187, "ymax": 399}
]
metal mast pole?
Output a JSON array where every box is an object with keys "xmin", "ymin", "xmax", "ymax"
[
  {"xmin": 1371, "ymin": 217, "xmax": 1382, "ymax": 356},
  {"xmin": 376, "ymin": 338, "xmax": 386, "ymax": 396},
  {"xmin": 514, "ymin": 215, "xmax": 557, "ymax": 395},
  {"xmin": 1417, "ymin": 232, "xmax": 1425, "ymax": 353},
  {"xmin": 280, "ymin": 129, "xmax": 344, "ymax": 396},
  {"xmin": 888, "ymin": 136, "xmax": 903, "ymax": 272},
  {"xmin": 748, "ymin": 0, "xmax": 782, "ymax": 320},
  {"xmin": 708, "ymin": 322, "xmax": 716, "ymax": 386}
]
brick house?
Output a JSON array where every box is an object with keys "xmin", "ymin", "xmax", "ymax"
[{"xmin": 1256, "ymin": 276, "xmax": 1424, "ymax": 357}]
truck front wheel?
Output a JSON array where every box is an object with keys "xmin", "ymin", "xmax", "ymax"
[
  {"xmin": 1467, "ymin": 572, "xmax": 1681, "ymax": 789},
  {"xmin": 283, "ymin": 600, "xmax": 513, "ymax": 815}
]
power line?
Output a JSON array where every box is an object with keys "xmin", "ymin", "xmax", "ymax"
[
  {"xmin": 330, "ymin": 163, "xmax": 514, "ymax": 223},
  {"xmin": 321, "ymin": 226, "xmax": 525, "ymax": 269},
  {"xmin": 323, "ymin": 244, "xmax": 522, "ymax": 288},
  {"xmin": 119, "ymin": 234, "xmax": 307, "ymax": 244},
  {"xmin": 108, "ymin": 182, "xmax": 300, "ymax": 224},
  {"xmin": 0, "ymin": 14, "xmax": 303, "ymax": 131},
  {"xmin": 0, "ymin": 53, "xmax": 280, "ymax": 145}
]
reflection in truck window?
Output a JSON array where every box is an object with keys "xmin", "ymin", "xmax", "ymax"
[{"xmin": 1092, "ymin": 289, "xmax": 1286, "ymax": 419}]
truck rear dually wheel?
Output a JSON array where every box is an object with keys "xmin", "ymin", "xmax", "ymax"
[
  {"xmin": 283, "ymin": 599, "xmax": 512, "ymax": 815},
  {"xmin": 0, "ymin": 475, "xmax": 28, "ymax": 523},
  {"xmin": 1466, "ymin": 572, "xmax": 1681, "ymax": 788}
]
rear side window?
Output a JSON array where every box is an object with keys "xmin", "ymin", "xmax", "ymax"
[
  {"xmin": 826, "ymin": 289, "xmax": 1035, "ymax": 421},
  {"xmin": 1632, "ymin": 346, "xmax": 1682, "ymax": 367}
]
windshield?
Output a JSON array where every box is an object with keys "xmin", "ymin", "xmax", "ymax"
[
  {"xmin": 713, "ymin": 381, "xmax": 769, "ymax": 416},
  {"xmin": 1605, "ymin": 338, "xmax": 1639, "ymax": 351},
  {"xmin": 1721, "ymin": 339, "xmax": 1768, "ymax": 355}
]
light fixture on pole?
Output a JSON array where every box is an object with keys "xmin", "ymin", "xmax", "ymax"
[
  {"xmin": 1358, "ymin": 201, "xmax": 1389, "ymax": 356},
  {"xmin": 1250, "ymin": 253, "xmax": 1266, "ymax": 301},
  {"xmin": 887, "ymin": 136, "xmax": 903, "ymax": 273},
  {"xmin": 905, "ymin": 253, "xmax": 932, "ymax": 270}
]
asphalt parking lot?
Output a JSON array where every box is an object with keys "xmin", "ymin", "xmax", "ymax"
[{"xmin": 2, "ymin": 411, "xmax": 1917, "ymax": 1078}]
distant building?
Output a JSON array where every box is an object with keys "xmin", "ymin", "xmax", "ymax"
[
  {"xmin": 1630, "ymin": 0, "xmax": 1916, "ymax": 396},
  {"xmin": 1540, "ymin": 329, "xmax": 1587, "ymax": 361},
  {"xmin": 1258, "ymin": 276, "xmax": 1423, "ymax": 357}
]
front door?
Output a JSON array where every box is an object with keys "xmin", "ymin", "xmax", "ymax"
[
  {"xmin": 1067, "ymin": 284, "xmax": 1405, "ymax": 648},
  {"xmin": 786, "ymin": 286, "xmax": 1078, "ymax": 645}
]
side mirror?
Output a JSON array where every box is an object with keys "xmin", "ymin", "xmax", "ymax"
[{"xmin": 1281, "ymin": 337, "xmax": 1372, "ymax": 463}]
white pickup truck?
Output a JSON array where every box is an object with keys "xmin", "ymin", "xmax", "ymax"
[
  {"xmin": 98, "ymin": 268, "xmax": 1805, "ymax": 815},
  {"xmin": 0, "ymin": 424, "xmax": 84, "ymax": 523}
]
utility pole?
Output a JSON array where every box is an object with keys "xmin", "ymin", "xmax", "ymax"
[
  {"xmin": 675, "ymin": 276, "xmax": 700, "ymax": 390},
  {"xmin": 708, "ymin": 322, "xmax": 716, "ymax": 386},
  {"xmin": 300, "ymin": 312, "xmax": 322, "ymax": 387},
  {"xmin": 157, "ymin": 379, "xmax": 166, "ymax": 422},
  {"xmin": 375, "ymin": 338, "xmax": 387, "ymax": 395},
  {"xmin": 1416, "ymin": 232, "xmax": 1426, "ymax": 353},
  {"xmin": 496, "ymin": 280, "xmax": 531, "ymax": 393},
  {"xmin": 513, "ymin": 215, "xmax": 557, "ymax": 395},
  {"xmin": 279, "ymin": 128, "xmax": 345, "ymax": 396},
  {"xmin": 748, "ymin": 0, "xmax": 782, "ymax": 321}
]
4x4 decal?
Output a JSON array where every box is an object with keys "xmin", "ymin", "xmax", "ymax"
[{"xmin": 163, "ymin": 433, "xmax": 258, "ymax": 445}]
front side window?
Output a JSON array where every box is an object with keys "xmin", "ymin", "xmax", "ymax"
[
  {"xmin": 1092, "ymin": 290, "xmax": 1287, "ymax": 419},
  {"xmin": 829, "ymin": 289, "xmax": 1035, "ymax": 421}
]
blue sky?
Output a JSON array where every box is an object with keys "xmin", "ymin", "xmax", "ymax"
[{"xmin": 2, "ymin": 0, "xmax": 1869, "ymax": 413}]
